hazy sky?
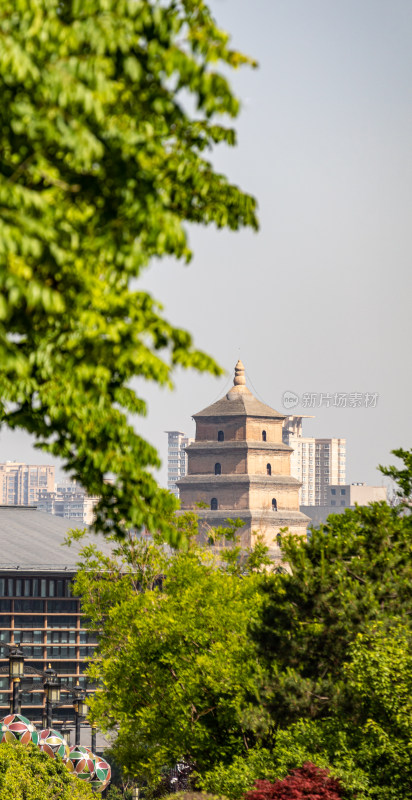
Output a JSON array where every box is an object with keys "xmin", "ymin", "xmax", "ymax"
[{"xmin": 1, "ymin": 0, "xmax": 411, "ymax": 489}]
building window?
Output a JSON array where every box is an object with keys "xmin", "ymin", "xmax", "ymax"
[
  {"xmin": 214, "ymin": 463, "xmax": 221, "ymax": 475},
  {"xmin": 266, "ymin": 463, "xmax": 271, "ymax": 476},
  {"xmin": 217, "ymin": 430, "xmax": 224, "ymax": 442},
  {"xmin": 211, "ymin": 498, "xmax": 218, "ymax": 510},
  {"xmin": 331, "ymin": 501, "xmax": 336, "ymax": 506},
  {"xmin": 276, "ymin": 533, "xmax": 281, "ymax": 546},
  {"xmin": 331, "ymin": 489, "xmax": 336, "ymax": 495},
  {"xmin": 272, "ymin": 498, "xmax": 277, "ymax": 511},
  {"xmin": 341, "ymin": 500, "xmax": 346, "ymax": 506},
  {"xmin": 262, "ymin": 430, "xmax": 267, "ymax": 442},
  {"xmin": 341, "ymin": 488, "xmax": 346, "ymax": 495}
]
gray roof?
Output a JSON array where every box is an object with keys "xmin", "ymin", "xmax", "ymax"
[
  {"xmin": 193, "ymin": 386, "xmax": 284, "ymax": 420},
  {"xmin": 0, "ymin": 507, "xmax": 113, "ymax": 571}
]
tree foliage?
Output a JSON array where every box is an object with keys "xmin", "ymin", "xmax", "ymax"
[
  {"xmin": 0, "ymin": 741, "xmax": 93, "ymax": 800},
  {"xmin": 253, "ymin": 499, "xmax": 412, "ymax": 726},
  {"xmin": 200, "ymin": 451, "xmax": 412, "ymax": 800},
  {"xmin": 72, "ymin": 452, "xmax": 412, "ymax": 799},
  {"xmin": 72, "ymin": 523, "xmax": 271, "ymax": 786},
  {"xmin": 0, "ymin": 0, "xmax": 257, "ymax": 540},
  {"xmin": 379, "ymin": 447, "xmax": 412, "ymax": 503}
]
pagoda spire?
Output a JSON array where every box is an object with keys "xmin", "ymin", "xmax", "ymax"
[
  {"xmin": 233, "ymin": 359, "xmax": 246, "ymax": 386},
  {"xmin": 228, "ymin": 359, "xmax": 250, "ymax": 397}
]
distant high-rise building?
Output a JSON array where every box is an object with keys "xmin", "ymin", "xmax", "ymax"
[
  {"xmin": 283, "ymin": 416, "xmax": 346, "ymax": 506},
  {"xmin": 36, "ymin": 482, "xmax": 99, "ymax": 525},
  {"xmin": 0, "ymin": 463, "xmax": 55, "ymax": 506},
  {"xmin": 165, "ymin": 431, "xmax": 194, "ymax": 497}
]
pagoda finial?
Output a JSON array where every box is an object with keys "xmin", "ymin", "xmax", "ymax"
[{"xmin": 233, "ymin": 359, "xmax": 246, "ymax": 386}]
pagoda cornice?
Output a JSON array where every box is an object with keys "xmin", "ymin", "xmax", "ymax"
[
  {"xmin": 178, "ymin": 474, "xmax": 301, "ymax": 488},
  {"xmin": 188, "ymin": 509, "xmax": 311, "ymax": 525},
  {"xmin": 186, "ymin": 441, "xmax": 293, "ymax": 453}
]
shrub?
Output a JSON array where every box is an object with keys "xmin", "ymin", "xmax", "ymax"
[
  {"xmin": 245, "ymin": 763, "xmax": 344, "ymax": 800},
  {"xmin": 0, "ymin": 741, "xmax": 93, "ymax": 800}
]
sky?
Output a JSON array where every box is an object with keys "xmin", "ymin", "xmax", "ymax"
[{"xmin": 1, "ymin": 0, "xmax": 411, "ymax": 489}]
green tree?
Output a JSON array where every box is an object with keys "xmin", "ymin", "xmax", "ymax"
[
  {"xmin": 200, "ymin": 623, "xmax": 412, "ymax": 800},
  {"xmin": 0, "ymin": 741, "xmax": 93, "ymax": 800},
  {"xmin": 71, "ymin": 525, "xmax": 270, "ymax": 787},
  {"xmin": 379, "ymin": 447, "xmax": 412, "ymax": 503},
  {"xmin": 253, "ymin": 496, "xmax": 412, "ymax": 726},
  {"xmin": 199, "ymin": 451, "xmax": 412, "ymax": 800},
  {"xmin": 0, "ymin": 0, "xmax": 258, "ymax": 541}
]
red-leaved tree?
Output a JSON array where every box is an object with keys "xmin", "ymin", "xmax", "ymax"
[{"xmin": 245, "ymin": 763, "xmax": 345, "ymax": 800}]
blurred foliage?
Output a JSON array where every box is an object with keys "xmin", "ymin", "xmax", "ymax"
[
  {"xmin": 0, "ymin": 741, "xmax": 93, "ymax": 799},
  {"xmin": 0, "ymin": 0, "xmax": 258, "ymax": 542}
]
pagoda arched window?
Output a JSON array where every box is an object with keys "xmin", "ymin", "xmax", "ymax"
[
  {"xmin": 262, "ymin": 430, "xmax": 267, "ymax": 441},
  {"xmin": 276, "ymin": 533, "xmax": 281, "ymax": 546},
  {"xmin": 211, "ymin": 498, "xmax": 218, "ymax": 510},
  {"xmin": 217, "ymin": 430, "xmax": 224, "ymax": 442},
  {"xmin": 266, "ymin": 463, "xmax": 271, "ymax": 476},
  {"xmin": 272, "ymin": 498, "xmax": 277, "ymax": 511},
  {"xmin": 214, "ymin": 463, "xmax": 221, "ymax": 475}
]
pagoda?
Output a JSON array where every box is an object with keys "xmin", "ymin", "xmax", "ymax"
[{"xmin": 177, "ymin": 360, "xmax": 309, "ymax": 556}]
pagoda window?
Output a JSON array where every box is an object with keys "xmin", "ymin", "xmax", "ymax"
[
  {"xmin": 262, "ymin": 430, "xmax": 267, "ymax": 441},
  {"xmin": 217, "ymin": 430, "xmax": 224, "ymax": 442},
  {"xmin": 272, "ymin": 498, "xmax": 277, "ymax": 511},
  {"xmin": 214, "ymin": 463, "xmax": 221, "ymax": 475},
  {"xmin": 211, "ymin": 498, "xmax": 218, "ymax": 510},
  {"xmin": 266, "ymin": 463, "xmax": 271, "ymax": 476}
]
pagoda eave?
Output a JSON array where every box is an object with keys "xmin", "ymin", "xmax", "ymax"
[
  {"xmin": 178, "ymin": 474, "xmax": 302, "ymax": 488},
  {"xmin": 186, "ymin": 509, "xmax": 311, "ymax": 525},
  {"xmin": 185, "ymin": 441, "xmax": 293, "ymax": 454}
]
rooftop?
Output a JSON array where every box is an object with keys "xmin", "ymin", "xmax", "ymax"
[{"xmin": 0, "ymin": 507, "xmax": 112, "ymax": 571}]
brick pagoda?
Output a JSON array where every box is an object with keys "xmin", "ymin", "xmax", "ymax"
[{"xmin": 177, "ymin": 360, "xmax": 309, "ymax": 557}]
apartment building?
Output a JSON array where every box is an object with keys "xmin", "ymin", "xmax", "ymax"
[
  {"xmin": 283, "ymin": 416, "xmax": 346, "ymax": 506},
  {"xmin": 165, "ymin": 431, "xmax": 194, "ymax": 497},
  {"xmin": 0, "ymin": 463, "xmax": 55, "ymax": 506},
  {"xmin": 36, "ymin": 482, "xmax": 99, "ymax": 526}
]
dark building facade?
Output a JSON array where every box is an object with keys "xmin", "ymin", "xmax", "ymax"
[{"xmin": 0, "ymin": 506, "xmax": 112, "ymax": 725}]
